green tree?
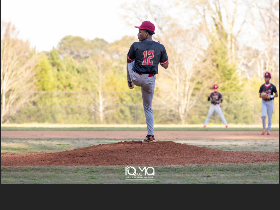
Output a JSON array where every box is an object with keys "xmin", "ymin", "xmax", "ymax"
[
  {"xmin": 58, "ymin": 36, "xmax": 109, "ymax": 59},
  {"xmin": 49, "ymin": 47, "xmax": 64, "ymax": 71},
  {"xmin": 210, "ymin": 38, "xmax": 241, "ymax": 92},
  {"xmin": 36, "ymin": 53, "xmax": 57, "ymax": 91}
]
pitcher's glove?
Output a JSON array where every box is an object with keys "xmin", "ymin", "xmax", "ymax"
[
  {"xmin": 128, "ymin": 81, "xmax": 134, "ymax": 89},
  {"xmin": 261, "ymin": 92, "xmax": 270, "ymax": 100}
]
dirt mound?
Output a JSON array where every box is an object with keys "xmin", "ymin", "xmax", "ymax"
[{"xmin": 1, "ymin": 141, "xmax": 279, "ymax": 166}]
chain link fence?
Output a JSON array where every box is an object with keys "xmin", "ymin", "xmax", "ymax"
[{"xmin": 3, "ymin": 91, "xmax": 279, "ymax": 125}]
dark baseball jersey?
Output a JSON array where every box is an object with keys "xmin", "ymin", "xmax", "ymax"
[
  {"xmin": 127, "ymin": 40, "xmax": 168, "ymax": 75},
  {"xmin": 259, "ymin": 83, "xmax": 278, "ymax": 100},
  {"xmin": 208, "ymin": 92, "xmax": 223, "ymax": 104}
]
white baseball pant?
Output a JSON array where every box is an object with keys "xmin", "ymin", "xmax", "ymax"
[
  {"xmin": 261, "ymin": 100, "xmax": 274, "ymax": 132},
  {"xmin": 204, "ymin": 104, "xmax": 228, "ymax": 126}
]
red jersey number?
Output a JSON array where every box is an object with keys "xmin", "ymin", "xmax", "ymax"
[{"xmin": 142, "ymin": 50, "xmax": 154, "ymax": 65}]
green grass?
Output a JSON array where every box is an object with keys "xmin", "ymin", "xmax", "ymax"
[
  {"xmin": 177, "ymin": 139, "xmax": 279, "ymax": 152},
  {"xmin": 2, "ymin": 138, "xmax": 279, "ymax": 154},
  {"xmin": 1, "ymin": 135, "xmax": 279, "ymax": 184},
  {"xmin": 1, "ymin": 163, "xmax": 278, "ymax": 184},
  {"xmin": 1, "ymin": 126, "xmax": 279, "ymax": 131},
  {"xmin": 1, "ymin": 138, "xmax": 120, "ymax": 153}
]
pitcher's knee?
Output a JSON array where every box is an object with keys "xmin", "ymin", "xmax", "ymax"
[{"xmin": 261, "ymin": 116, "xmax": 266, "ymax": 120}]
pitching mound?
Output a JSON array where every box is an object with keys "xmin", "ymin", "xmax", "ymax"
[{"xmin": 1, "ymin": 141, "xmax": 278, "ymax": 166}]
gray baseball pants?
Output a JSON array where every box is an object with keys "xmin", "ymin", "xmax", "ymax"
[
  {"xmin": 127, "ymin": 62, "xmax": 156, "ymax": 135},
  {"xmin": 261, "ymin": 100, "xmax": 274, "ymax": 132}
]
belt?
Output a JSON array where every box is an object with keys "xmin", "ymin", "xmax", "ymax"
[
  {"xmin": 135, "ymin": 71, "xmax": 154, "ymax": 77},
  {"xmin": 263, "ymin": 99, "xmax": 273, "ymax": 101}
]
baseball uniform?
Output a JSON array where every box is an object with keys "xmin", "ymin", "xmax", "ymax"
[
  {"xmin": 259, "ymin": 83, "xmax": 277, "ymax": 132},
  {"xmin": 127, "ymin": 40, "xmax": 168, "ymax": 135},
  {"xmin": 204, "ymin": 91, "xmax": 228, "ymax": 127}
]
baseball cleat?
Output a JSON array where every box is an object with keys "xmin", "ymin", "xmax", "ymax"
[
  {"xmin": 261, "ymin": 129, "xmax": 266, "ymax": 135},
  {"xmin": 142, "ymin": 135, "xmax": 156, "ymax": 143},
  {"xmin": 226, "ymin": 126, "xmax": 228, "ymax": 128},
  {"xmin": 267, "ymin": 131, "xmax": 271, "ymax": 135},
  {"xmin": 203, "ymin": 126, "xmax": 206, "ymax": 128}
]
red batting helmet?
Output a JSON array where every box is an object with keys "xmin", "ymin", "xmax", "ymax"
[
  {"xmin": 264, "ymin": 72, "xmax": 271, "ymax": 78},
  {"xmin": 213, "ymin": 84, "xmax": 218, "ymax": 89}
]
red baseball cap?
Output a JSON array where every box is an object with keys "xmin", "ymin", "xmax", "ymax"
[
  {"xmin": 264, "ymin": 72, "xmax": 271, "ymax": 78},
  {"xmin": 135, "ymin": 21, "xmax": 155, "ymax": 32},
  {"xmin": 213, "ymin": 84, "xmax": 218, "ymax": 89}
]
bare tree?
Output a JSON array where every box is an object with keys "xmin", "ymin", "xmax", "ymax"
[
  {"xmin": 121, "ymin": 1, "xmax": 215, "ymax": 123},
  {"xmin": 85, "ymin": 55, "xmax": 116, "ymax": 123},
  {"xmin": 155, "ymin": 26, "xmax": 216, "ymax": 123},
  {"xmin": 181, "ymin": 0, "xmax": 249, "ymax": 75},
  {"xmin": 120, "ymin": 0, "xmax": 174, "ymax": 38},
  {"xmin": 245, "ymin": 0, "xmax": 279, "ymax": 83},
  {"xmin": 1, "ymin": 21, "xmax": 39, "ymax": 123}
]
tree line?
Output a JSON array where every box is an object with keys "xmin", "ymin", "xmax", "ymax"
[{"xmin": 1, "ymin": 0, "xmax": 279, "ymax": 124}]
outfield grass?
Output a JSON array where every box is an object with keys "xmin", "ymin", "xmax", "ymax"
[
  {"xmin": 1, "ymin": 126, "xmax": 279, "ymax": 131},
  {"xmin": 1, "ymin": 163, "xmax": 278, "ymax": 184}
]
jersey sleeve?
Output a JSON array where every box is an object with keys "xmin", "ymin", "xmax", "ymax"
[
  {"xmin": 127, "ymin": 43, "xmax": 136, "ymax": 62},
  {"xmin": 160, "ymin": 46, "xmax": 168, "ymax": 64},
  {"xmin": 273, "ymin": 86, "xmax": 278, "ymax": 93},
  {"xmin": 259, "ymin": 85, "xmax": 263, "ymax": 93},
  {"xmin": 219, "ymin": 93, "xmax": 223, "ymax": 102}
]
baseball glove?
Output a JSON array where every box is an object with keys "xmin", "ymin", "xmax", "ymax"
[
  {"xmin": 261, "ymin": 92, "xmax": 270, "ymax": 100},
  {"xmin": 211, "ymin": 97, "xmax": 220, "ymax": 104}
]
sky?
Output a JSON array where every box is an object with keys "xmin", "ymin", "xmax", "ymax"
[
  {"xmin": 1, "ymin": 0, "xmax": 275, "ymax": 54},
  {"xmin": 1, "ymin": 0, "xmax": 138, "ymax": 52}
]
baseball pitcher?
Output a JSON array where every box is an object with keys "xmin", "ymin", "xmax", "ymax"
[
  {"xmin": 259, "ymin": 72, "xmax": 278, "ymax": 135},
  {"xmin": 203, "ymin": 84, "xmax": 228, "ymax": 128},
  {"xmin": 127, "ymin": 21, "xmax": 169, "ymax": 143}
]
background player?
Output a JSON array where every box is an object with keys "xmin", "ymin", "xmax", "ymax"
[
  {"xmin": 259, "ymin": 72, "xmax": 278, "ymax": 135},
  {"xmin": 203, "ymin": 84, "xmax": 228, "ymax": 128},
  {"xmin": 127, "ymin": 21, "xmax": 169, "ymax": 143}
]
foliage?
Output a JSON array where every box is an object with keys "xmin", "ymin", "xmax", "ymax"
[
  {"xmin": 210, "ymin": 38, "xmax": 241, "ymax": 92},
  {"xmin": 1, "ymin": 21, "xmax": 38, "ymax": 123},
  {"xmin": 2, "ymin": 0, "xmax": 279, "ymax": 125},
  {"xmin": 58, "ymin": 36, "xmax": 109, "ymax": 59}
]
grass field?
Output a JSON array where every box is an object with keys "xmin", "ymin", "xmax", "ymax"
[
  {"xmin": 1, "ymin": 126, "xmax": 279, "ymax": 131},
  {"xmin": 1, "ymin": 136, "xmax": 279, "ymax": 184},
  {"xmin": 1, "ymin": 138, "xmax": 279, "ymax": 153},
  {"xmin": 1, "ymin": 163, "xmax": 278, "ymax": 184},
  {"xmin": 1, "ymin": 125, "xmax": 279, "ymax": 184}
]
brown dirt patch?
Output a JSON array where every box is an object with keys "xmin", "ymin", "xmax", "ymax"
[
  {"xmin": 1, "ymin": 131, "xmax": 279, "ymax": 139},
  {"xmin": 1, "ymin": 141, "xmax": 278, "ymax": 166}
]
